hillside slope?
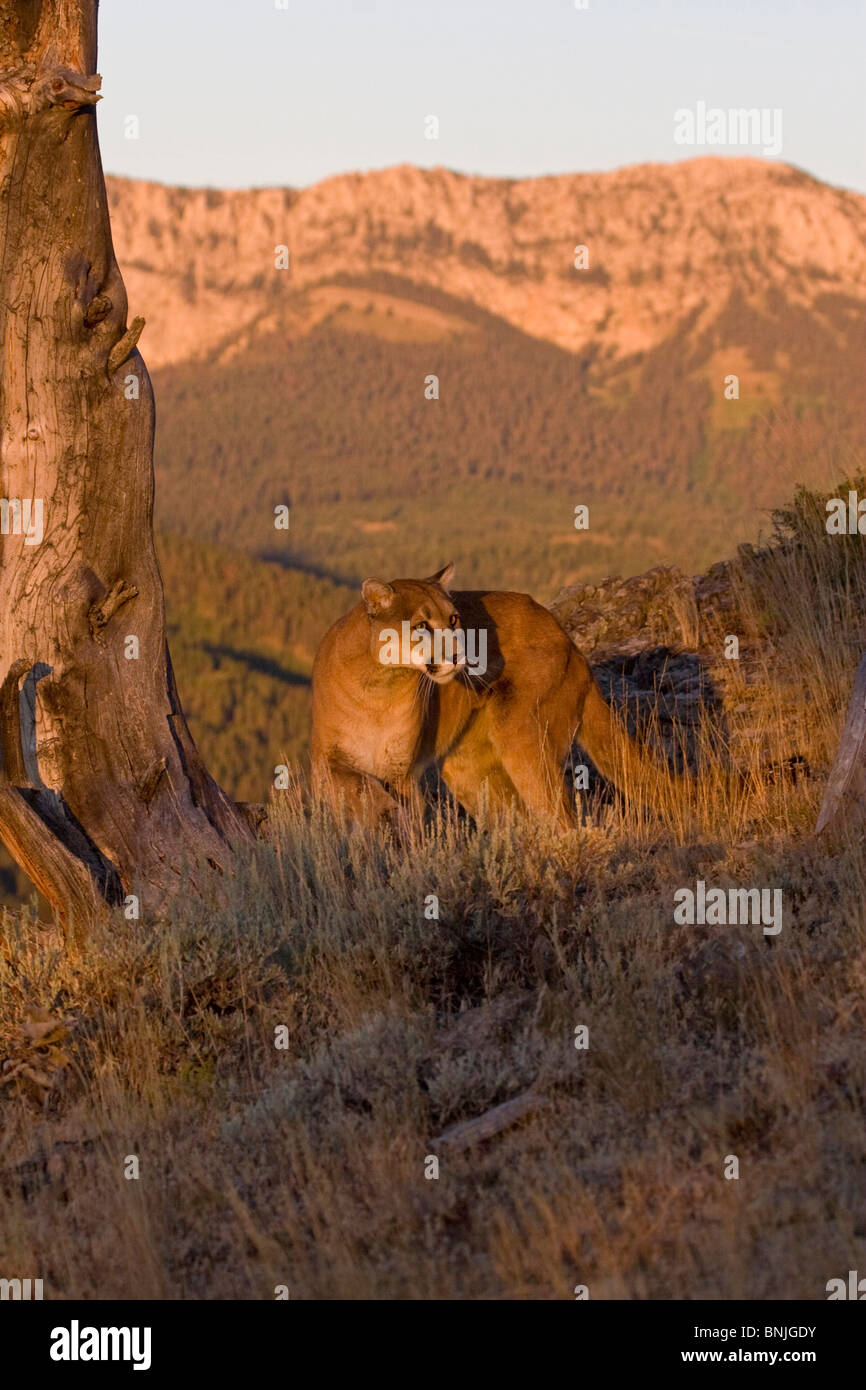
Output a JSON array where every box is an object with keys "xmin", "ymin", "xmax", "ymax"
[
  {"xmin": 2, "ymin": 485, "xmax": 864, "ymax": 1300},
  {"xmin": 150, "ymin": 272, "xmax": 866, "ymax": 597},
  {"xmin": 102, "ymin": 157, "xmax": 866, "ymax": 597}
]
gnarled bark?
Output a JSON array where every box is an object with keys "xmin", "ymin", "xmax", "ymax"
[{"xmin": 0, "ymin": 0, "xmax": 254, "ymax": 933}]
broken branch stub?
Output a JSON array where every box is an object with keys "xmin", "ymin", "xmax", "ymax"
[{"xmin": 816, "ymin": 652, "xmax": 866, "ymax": 838}]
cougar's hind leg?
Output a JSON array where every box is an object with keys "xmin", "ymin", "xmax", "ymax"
[{"xmin": 490, "ymin": 710, "xmax": 577, "ymax": 829}]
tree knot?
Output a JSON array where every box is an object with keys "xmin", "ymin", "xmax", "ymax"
[
  {"xmin": 88, "ymin": 580, "xmax": 139, "ymax": 640},
  {"xmin": 83, "ymin": 294, "xmax": 112, "ymax": 328}
]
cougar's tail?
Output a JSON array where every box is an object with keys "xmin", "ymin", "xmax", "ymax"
[{"xmin": 576, "ymin": 678, "xmax": 683, "ymax": 806}]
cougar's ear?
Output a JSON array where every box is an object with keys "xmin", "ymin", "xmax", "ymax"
[
  {"xmin": 361, "ymin": 578, "xmax": 395, "ymax": 616},
  {"xmin": 428, "ymin": 562, "xmax": 455, "ymax": 591}
]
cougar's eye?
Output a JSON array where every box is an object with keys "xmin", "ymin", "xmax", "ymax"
[{"xmin": 449, "ymin": 613, "xmax": 458, "ymax": 628}]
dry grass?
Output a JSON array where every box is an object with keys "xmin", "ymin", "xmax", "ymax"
[{"xmin": 1, "ymin": 485, "xmax": 865, "ymax": 1300}]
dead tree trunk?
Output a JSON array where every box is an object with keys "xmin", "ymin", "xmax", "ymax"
[
  {"xmin": 816, "ymin": 652, "xmax": 866, "ymax": 839},
  {"xmin": 0, "ymin": 0, "xmax": 253, "ymax": 933}
]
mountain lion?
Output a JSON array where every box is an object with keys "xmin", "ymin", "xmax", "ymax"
[{"xmin": 311, "ymin": 564, "xmax": 675, "ymax": 826}]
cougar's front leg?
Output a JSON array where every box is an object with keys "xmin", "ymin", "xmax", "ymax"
[{"xmin": 312, "ymin": 756, "xmax": 400, "ymax": 827}]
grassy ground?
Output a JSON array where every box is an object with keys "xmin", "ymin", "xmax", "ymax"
[{"xmin": 0, "ymin": 489, "xmax": 864, "ymax": 1300}]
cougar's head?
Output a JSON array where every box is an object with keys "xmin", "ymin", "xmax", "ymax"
[{"xmin": 361, "ymin": 563, "xmax": 465, "ymax": 684}]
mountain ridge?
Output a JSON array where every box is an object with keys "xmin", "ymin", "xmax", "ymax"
[{"xmin": 106, "ymin": 156, "xmax": 866, "ymax": 371}]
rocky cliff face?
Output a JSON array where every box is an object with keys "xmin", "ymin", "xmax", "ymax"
[{"xmin": 106, "ymin": 157, "xmax": 866, "ymax": 370}]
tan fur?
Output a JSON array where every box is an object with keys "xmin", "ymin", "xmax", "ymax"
[{"xmin": 311, "ymin": 566, "xmax": 674, "ymax": 826}]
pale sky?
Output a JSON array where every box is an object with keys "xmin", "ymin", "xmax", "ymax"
[{"xmin": 96, "ymin": 0, "xmax": 866, "ymax": 193}]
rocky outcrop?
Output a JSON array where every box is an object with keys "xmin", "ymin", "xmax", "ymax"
[
  {"xmin": 549, "ymin": 556, "xmax": 747, "ymax": 654},
  {"xmin": 548, "ymin": 550, "xmax": 783, "ymax": 777}
]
